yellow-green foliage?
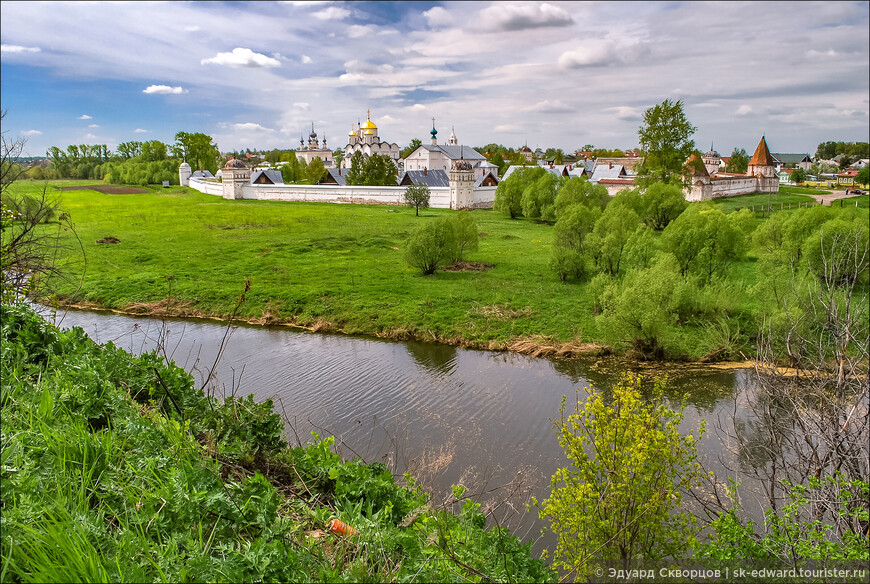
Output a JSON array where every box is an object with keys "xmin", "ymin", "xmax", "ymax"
[{"xmin": 537, "ymin": 373, "xmax": 704, "ymax": 576}]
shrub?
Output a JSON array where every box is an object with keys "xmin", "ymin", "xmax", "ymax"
[
  {"xmin": 403, "ymin": 217, "xmax": 457, "ymax": 275},
  {"xmin": 450, "ymin": 211, "xmax": 478, "ymax": 261}
]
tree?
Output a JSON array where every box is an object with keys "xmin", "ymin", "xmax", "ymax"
[
  {"xmin": 494, "ymin": 166, "xmax": 546, "ymax": 218},
  {"xmin": 856, "ymin": 166, "xmax": 869, "ymax": 187},
  {"xmin": 549, "ymin": 203, "xmax": 600, "ymax": 281},
  {"xmin": 790, "ymin": 167, "xmax": 807, "ymax": 184},
  {"xmin": 661, "ymin": 204, "xmax": 748, "ymax": 283},
  {"xmin": 139, "ymin": 140, "xmax": 168, "ymax": 162},
  {"xmin": 403, "ymin": 217, "xmax": 457, "ymax": 275},
  {"xmin": 345, "ymin": 151, "xmax": 365, "ymax": 185},
  {"xmin": 345, "ymin": 153, "xmax": 396, "ymax": 186},
  {"xmin": 589, "ymin": 203, "xmax": 640, "ymax": 277},
  {"xmin": 403, "ymin": 184, "xmax": 430, "ymax": 216},
  {"xmin": 173, "ymin": 131, "xmax": 219, "ymax": 174},
  {"xmin": 116, "ymin": 141, "xmax": 142, "ymax": 160},
  {"xmin": 640, "ymin": 182, "xmax": 687, "ymax": 230},
  {"xmin": 521, "ymin": 172, "xmax": 561, "ymax": 221},
  {"xmin": 401, "ymin": 138, "xmax": 422, "ymax": 159},
  {"xmin": 553, "ymin": 177, "xmax": 609, "ymax": 218},
  {"xmin": 304, "ymin": 157, "xmax": 326, "ymax": 184},
  {"xmin": 637, "ymin": 99, "xmax": 697, "ymax": 185},
  {"xmin": 450, "ymin": 212, "xmax": 479, "ymax": 262},
  {"xmin": 726, "ymin": 147, "xmax": 749, "ymax": 174},
  {"xmin": 537, "ymin": 373, "xmax": 703, "ymax": 576},
  {"xmin": 1, "ymin": 111, "xmax": 81, "ymax": 303}
]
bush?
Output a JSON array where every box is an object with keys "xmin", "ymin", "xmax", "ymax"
[
  {"xmin": 450, "ymin": 211, "xmax": 478, "ymax": 261},
  {"xmin": 403, "ymin": 217, "xmax": 457, "ymax": 275}
]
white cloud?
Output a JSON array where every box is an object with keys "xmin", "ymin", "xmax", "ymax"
[
  {"xmin": 604, "ymin": 106, "xmax": 643, "ymax": 121},
  {"xmin": 301, "ymin": 54, "xmax": 313, "ymax": 64},
  {"xmin": 22, "ymin": 129, "xmax": 42, "ymax": 136},
  {"xmin": 143, "ymin": 84, "xmax": 187, "ymax": 94},
  {"xmin": 184, "ymin": 25, "xmax": 200, "ymax": 32},
  {"xmin": 558, "ymin": 44, "xmax": 615, "ymax": 68},
  {"xmin": 494, "ymin": 124, "xmax": 522, "ymax": 132},
  {"xmin": 736, "ymin": 105, "xmax": 754, "ymax": 116},
  {"xmin": 232, "ymin": 122, "xmax": 275, "ymax": 132},
  {"xmin": 84, "ymin": 133, "xmax": 99, "ymax": 140},
  {"xmin": 1, "ymin": 44, "xmax": 41, "ymax": 53},
  {"xmin": 481, "ymin": 2, "xmax": 573, "ymax": 32},
  {"xmin": 133, "ymin": 128, "xmax": 149, "ymax": 133},
  {"xmin": 201, "ymin": 48, "xmax": 281, "ymax": 68},
  {"xmin": 423, "ymin": 6, "xmax": 453, "ymax": 28},
  {"xmin": 806, "ymin": 48, "xmax": 839, "ymax": 58},
  {"xmin": 410, "ymin": 104, "xmax": 427, "ymax": 111},
  {"xmin": 88, "ymin": 124, "xmax": 100, "ymax": 128},
  {"xmin": 312, "ymin": 6, "xmax": 350, "ymax": 20},
  {"xmin": 293, "ymin": 102, "xmax": 310, "ymax": 110},
  {"xmin": 530, "ymin": 99, "xmax": 572, "ymax": 113},
  {"xmin": 78, "ymin": 115, "xmax": 93, "ymax": 120}
]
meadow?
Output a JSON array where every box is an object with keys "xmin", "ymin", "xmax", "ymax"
[{"xmin": 5, "ymin": 180, "xmax": 840, "ymax": 359}]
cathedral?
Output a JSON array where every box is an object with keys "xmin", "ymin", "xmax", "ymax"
[
  {"xmin": 341, "ymin": 110, "xmax": 401, "ymax": 169},
  {"xmin": 296, "ymin": 123, "xmax": 334, "ymax": 167}
]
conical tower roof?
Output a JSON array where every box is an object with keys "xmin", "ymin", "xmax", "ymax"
[
  {"xmin": 685, "ymin": 151, "xmax": 709, "ymax": 177},
  {"xmin": 748, "ymin": 136, "xmax": 775, "ymax": 167}
]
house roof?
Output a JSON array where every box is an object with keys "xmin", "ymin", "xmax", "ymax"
[
  {"xmin": 399, "ymin": 169, "xmax": 450, "ymax": 187},
  {"xmin": 593, "ymin": 157, "xmax": 644, "ymax": 172},
  {"xmin": 474, "ymin": 171, "xmax": 500, "ymax": 187},
  {"xmin": 322, "ymin": 168, "xmax": 347, "ymax": 185},
  {"xmin": 771, "ymin": 153, "xmax": 812, "ymax": 164},
  {"xmin": 591, "ymin": 164, "xmax": 628, "ymax": 181},
  {"xmin": 749, "ymin": 137, "xmax": 776, "ymax": 167},
  {"xmin": 250, "ymin": 169, "xmax": 283, "ymax": 184},
  {"xmin": 190, "ymin": 170, "xmax": 214, "ymax": 179},
  {"xmin": 419, "ymin": 144, "xmax": 486, "ymax": 161}
]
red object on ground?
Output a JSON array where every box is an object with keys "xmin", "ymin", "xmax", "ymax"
[{"xmin": 327, "ymin": 518, "xmax": 359, "ymax": 536}]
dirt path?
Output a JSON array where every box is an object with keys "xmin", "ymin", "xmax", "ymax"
[{"xmin": 806, "ymin": 189, "xmax": 859, "ymax": 206}]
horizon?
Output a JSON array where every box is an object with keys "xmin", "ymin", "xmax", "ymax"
[{"xmin": 2, "ymin": 1, "xmax": 868, "ymax": 159}]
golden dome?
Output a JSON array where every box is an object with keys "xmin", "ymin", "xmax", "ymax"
[
  {"xmin": 364, "ymin": 129, "xmax": 375, "ymax": 135},
  {"xmin": 361, "ymin": 109, "xmax": 377, "ymax": 130},
  {"xmin": 348, "ymin": 126, "xmax": 357, "ymax": 137}
]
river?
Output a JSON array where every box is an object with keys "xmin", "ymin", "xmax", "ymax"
[{"xmin": 45, "ymin": 306, "xmax": 761, "ymax": 552}]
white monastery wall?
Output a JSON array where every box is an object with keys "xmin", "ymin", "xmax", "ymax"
[{"xmin": 185, "ymin": 179, "xmax": 496, "ymax": 209}]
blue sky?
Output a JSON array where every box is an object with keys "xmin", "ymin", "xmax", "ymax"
[{"xmin": 2, "ymin": 1, "xmax": 868, "ymax": 158}]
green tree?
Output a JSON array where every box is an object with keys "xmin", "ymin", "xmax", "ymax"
[
  {"xmin": 553, "ymin": 176, "xmax": 609, "ymax": 218},
  {"xmin": 139, "ymin": 140, "xmax": 168, "ymax": 162},
  {"xmin": 345, "ymin": 151, "xmax": 365, "ymax": 185},
  {"xmin": 641, "ymin": 182, "xmax": 688, "ymax": 230},
  {"xmin": 856, "ymin": 166, "xmax": 869, "ymax": 186},
  {"xmin": 494, "ymin": 166, "xmax": 546, "ymax": 218},
  {"xmin": 304, "ymin": 157, "xmax": 327, "ymax": 184},
  {"xmin": 116, "ymin": 141, "xmax": 142, "ymax": 160},
  {"xmin": 790, "ymin": 167, "xmax": 807, "ymax": 184},
  {"xmin": 363, "ymin": 153, "xmax": 397, "ymax": 186},
  {"xmin": 173, "ymin": 131, "xmax": 219, "ymax": 174},
  {"xmin": 450, "ymin": 212, "xmax": 479, "ymax": 262},
  {"xmin": 403, "ymin": 217, "xmax": 457, "ymax": 275},
  {"xmin": 816, "ymin": 141, "xmax": 837, "ymax": 160},
  {"xmin": 589, "ymin": 204, "xmax": 640, "ymax": 276},
  {"xmin": 637, "ymin": 99, "xmax": 697, "ymax": 185},
  {"xmin": 401, "ymin": 138, "xmax": 422, "ymax": 159},
  {"xmin": 521, "ymin": 172, "xmax": 561, "ymax": 221},
  {"xmin": 661, "ymin": 204, "xmax": 748, "ymax": 283},
  {"xmin": 403, "ymin": 183, "xmax": 430, "ymax": 216},
  {"xmin": 549, "ymin": 204, "xmax": 600, "ymax": 281},
  {"xmin": 725, "ymin": 147, "xmax": 749, "ymax": 174},
  {"xmin": 538, "ymin": 373, "xmax": 703, "ymax": 575}
]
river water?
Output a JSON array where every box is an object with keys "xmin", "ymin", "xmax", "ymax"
[{"xmin": 45, "ymin": 306, "xmax": 760, "ymax": 551}]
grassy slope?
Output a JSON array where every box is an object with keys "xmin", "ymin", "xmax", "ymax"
[{"xmin": 9, "ymin": 180, "xmax": 853, "ymax": 359}]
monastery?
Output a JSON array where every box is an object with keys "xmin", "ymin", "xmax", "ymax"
[{"xmin": 340, "ymin": 111, "xmax": 401, "ymax": 169}]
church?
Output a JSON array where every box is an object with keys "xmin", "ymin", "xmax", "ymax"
[
  {"xmin": 403, "ymin": 120, "xmax": 499, "ymax": 182},
  {"xmin": 295, "ymin": 123, "xmax": 334, "ymax": 167},
  {"xmin": 341, "ymin": 111, "xmax": 401, "ymax": 169}
]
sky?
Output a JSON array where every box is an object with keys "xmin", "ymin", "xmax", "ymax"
[{"xmin": 2, "ymin": 1, "xmax": 869, "ymax": 159}]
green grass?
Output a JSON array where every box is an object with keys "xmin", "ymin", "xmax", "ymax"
[
  {"xmin": 710, "ymin": 188, "xmax": 816, "ymax": 214},
  {"xmin": 837, "ymin": 194, "xmax": 869, "ymax": 208}
]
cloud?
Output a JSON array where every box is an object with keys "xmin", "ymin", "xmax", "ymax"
[
  {"xmin": 231, "ymin": 122, "xmax": 275, "ymax": 132},
  {"xmin": 133, "ymin": 128, "xmax": 149, "ymax": 133},
  {"xmin": 78, "ymin": 115, "xmax": 92, "ymax": 120},
  {"xmin": 84, "ymin": 133, "xmax": 98, "ymax": 140},
  {"xmin": 604, "ymin": 106, "xmax": 643, "ymax": 121},
  {"xmin": 301, "ymin": 54, "xmax": 312, "ymax": 64},
  {"xmin": 529, "ymin": 99, "xmax": 573, "ymax": 113},
  {"xmin": 735, "ymin": 105, "xmax": 754, "ymax": 116},
  {"xmin": 201, "ymin": 48, "xmax": 281, "ymax": 68},
  {"xmin": 494, "ymin": 124, "xmax": 522, "ymax": 132},
  {"xmin": 88, "ymin": 124, "xmax": 100, "ymax": 128},
  {"xmin": 1, "ymin": 44, "xmax": 41, "ymax": 53},
  {"xmin": 312, "ymin": 6, "xmax": 350, "ymax": 20},
  {"xmin": 22, "ymin": 130, "xmax": 42, "ymax": 136},
  {"xmin": 423, "ymin": 6, "xmax": 453, "ymax": 28},
  {"xmin": 410, "ymin": 104, "xmax": 427, "ymax": 111},
  {"xmin": 293, "ymin": 102, "xmax": 310, "ymax": 110},
  {"xmin": 143, "ymin": 84, "xmax": 187, "ymax": 94},
  {"xmin": 481, "ymin": 2, "xmax": 573, "ymax": 32},
  {"xmin": 558, "ymin": 43, "xmax": 615, "ymax": 68},
  {"xmin": 806, "ymin": 48, "xmax": 839, "ymax": 58}
]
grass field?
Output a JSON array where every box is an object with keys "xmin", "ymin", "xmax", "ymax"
[{"xmin": 8, "ymin": 179, "xmax": 856, "ymax": 359}]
